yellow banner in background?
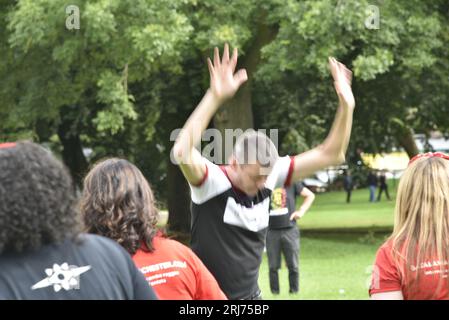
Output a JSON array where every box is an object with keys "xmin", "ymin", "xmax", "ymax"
[{"xmin": 361, "ymin": 152, "xmax": 409, "ymax": 171}]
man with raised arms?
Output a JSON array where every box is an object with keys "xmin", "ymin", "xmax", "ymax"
[{"xmin": 173, "ymin": 44, "xmax": 355, "ymax": 299}]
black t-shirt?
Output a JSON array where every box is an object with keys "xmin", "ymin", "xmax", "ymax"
[
  {"xmin": 0, "ymin": 234, "xmax": 158, "ymax": 300},
  {"xmin": 344, "ymin": 176, "xmax": 353, "ymax": 190},
  {"xmin": 379, "ymin": 175, "xmax": 387, "ymax": 187},
  {"xmin": 189, "ymin": 156, "xmax": 293, "ymax": 300},
  {"xmin": 367, "ymin": 173, "xmax": 377, "ymax": 186},
  {"xmin": 268, "ymin": 182, "xmax": 304, "ymax": 229}
]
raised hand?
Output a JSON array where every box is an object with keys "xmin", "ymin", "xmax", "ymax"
[
  {"xmin": 329, "ymin": 57, "xmax": 355, "ymax": 109},
  {"xmin": 207, "ymin": 43, "xmax": 248, "ymax": 103}
]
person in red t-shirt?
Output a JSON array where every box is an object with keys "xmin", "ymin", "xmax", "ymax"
[
  {"xmin": 370, "ymin": 152, "xmax": 449, "ymax": 300},
  {"xmin": 80, "ymin": 158, "xmax": 227, "ymax": 300},
  {"xmin": 133, "ymin": 233, "xmax": 227, "ymax": 300}
]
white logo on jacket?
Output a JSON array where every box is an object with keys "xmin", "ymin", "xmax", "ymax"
[{"xmin": 31, "ymin": 263, "xmax": 91, "ymax": 292}]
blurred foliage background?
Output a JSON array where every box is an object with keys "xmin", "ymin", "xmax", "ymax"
[{"xmin": 1, "ymin": 0, "xmax": 448, "ymax": 232}]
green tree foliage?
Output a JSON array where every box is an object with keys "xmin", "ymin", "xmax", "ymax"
[
  {"xmin": 256, "ymin": 0, "xmax": 448, "ymax": 156},
  {"xmin": 1, "ymin": 0, "xmax": 448, "ymax": 233}
]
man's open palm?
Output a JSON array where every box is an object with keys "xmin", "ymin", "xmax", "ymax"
[
  {"xmin": 329, "ymin": 57, "xmax": 355, "ymax": 109},
  {"xmin": 207, "ymin": 43, "xmax": 248, "ymax": 102}
]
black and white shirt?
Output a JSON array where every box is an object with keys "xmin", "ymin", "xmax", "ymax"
[{"xmin": 189, "ymin": 156, "xmax": 294, "ymax": 299}]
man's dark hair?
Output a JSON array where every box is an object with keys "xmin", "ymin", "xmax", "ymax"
[{"xmin": 0, "ymin": 141, "xmax": 80, "ymax": 254}]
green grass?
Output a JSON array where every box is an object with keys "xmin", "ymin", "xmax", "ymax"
[
  {"xmin": 299, "ymin": 181, "xmax": 397, "ymax": 231},
  {"xmin": 258, "ymin": 232, "xmax": 388, "ymax": 300},
  {"xmin": 257, "ymin": 182, "xmax": 398, "ymax": 300},
  {"xmin": 161, "ymin": 181, "xmax": 399, "ymax": 299}
]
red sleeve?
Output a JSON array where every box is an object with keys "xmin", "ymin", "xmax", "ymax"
[
  {"xmin": 284, "ymin": 156, "xmax": 295, "ymax": 188},
  {"xmin": 188, "ymin": 250, "xmax": 227, "ymax": 300},
  {"xmin": 0, "ymin": 142, "xmax": 16, "ymax": 149},
  {"xmin": 369, "ymin": 243, "xmax": 402, "ymax": 296}
]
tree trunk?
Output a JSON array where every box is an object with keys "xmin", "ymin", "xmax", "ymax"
[
  {"xmin": 166, "ymin": 10, "xmax": 278, "ymax": 237},
  {"xmin": 214, "ymin": 83, "xmax": 254, "ymax": 134},
  {"xmin": 57, "ymin": 112, "xmax": 88, "ymax": 188},
  {"xmin": 166, "ymin": 157, "xmax": 192, "ymax": 242},
  {"xmin": 213, "ymin": 10, "xmax": 278, "ymax": 161},
  {"xmin": 393, "ymin": 125, "xmax": 419, "ymax": 158}
]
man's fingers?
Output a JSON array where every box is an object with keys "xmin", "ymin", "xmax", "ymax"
[
  {"xmin": 234, "ymin": 69, "xmax": 248, "ymax": 87},
  {"xmin": 329, "ymin": 57, "xmax": 339, "ymax": 80},
  {"xmin": 330, "ymin": 58, "xmax": 353, "ymax": 86},
  {"xmin": 338, "ymin": 62, "xmax": 353, "ymax": 85},
  {"xmin": 214, "ymin": 47, "xmax": 221, "ymax": 68},
  {"xmin": 336, "ymin": 63, "xmax": 352, "ymax": 86},
  {"xmin": 207, "ymin": 58, "xmax": 215, "ymax": 77},
  {"xmin": 222, "ymin": 43, "xmax": 230, "ymax": 65},
  {"xmin": 230, "ymin": 47, "xmax": 238, "ymax": 72},
  {"xmin": 330, "ymin": 58, "xmax": 355, "ymax": 106}
]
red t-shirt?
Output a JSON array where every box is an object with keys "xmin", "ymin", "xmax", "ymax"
[
  {"xmin": 132, "ymin": 235, "xmax": 227, "ymax": 300},
  {"xmin": 370, "ymin": 241, "xmax": 449, "ymax": 299}
]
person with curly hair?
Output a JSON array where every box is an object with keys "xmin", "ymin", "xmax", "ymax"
[
  {"xmin": 0, "ymin": 142, "xmax": 157, "ymax": 300},
  {"xmin": 81, "ymin": 158, "xmax": 226, "ymax": 300}
]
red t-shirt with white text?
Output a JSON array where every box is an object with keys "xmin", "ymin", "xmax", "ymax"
[
  {"xmin": 370, "ymin": 241, "xmax": 449, "ymax": 299},
  {"xmin": 133, "ymin": 235, "xmax": 227, "ymax": 300}
]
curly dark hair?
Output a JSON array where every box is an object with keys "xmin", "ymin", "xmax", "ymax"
[
  {"xmin": 80, "ymin": 158, "xmax": 159, "ymax": 254},
  {"xmin": 0, "ymin": 141, "xmax": 80, "ymax": 254}
]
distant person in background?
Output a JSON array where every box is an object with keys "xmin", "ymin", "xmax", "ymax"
[
  {"xmin": 367, "ymin": 170, "xmax": 378, "ymax": 202},
  {"xmin": 370, "ymin": 152, "xmax": 449, "ymax": 299},
  {"xmin": 267, "ymin": 182, "xmax": 315, "ymax": 295},
  {"xmin": 377, "ymin": 170, "xmax": 391, "ymax": 201},
  {"xmin": 343, "ymin": 170, "xmax": 354, "ymax": 203}
]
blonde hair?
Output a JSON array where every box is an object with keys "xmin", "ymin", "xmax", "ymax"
[{"xmin": 390, "ymin": 156, "xmax": 449, "ymax": 296}]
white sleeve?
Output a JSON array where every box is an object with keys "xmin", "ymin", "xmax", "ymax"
[
  {"xmin": 189, "ymin": 158, "xmax": 231, "ymax": 205},
  {"xmin": 265, "ymin": 156, "xmax": 294, "ymax": 190}
]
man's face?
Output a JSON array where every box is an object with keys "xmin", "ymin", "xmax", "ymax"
[{"xmin": 235, "ymin": 163, "xmax": 269, "ymax": 196}]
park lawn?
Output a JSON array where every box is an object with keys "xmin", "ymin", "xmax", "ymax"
[
  {"xmin": 258, "ymin": 232, "xmax": 388, "ymax": 300},
  {"xmin": 299, "ymin": 181, "xmax": 397, "ymax": 231},
  {"xmin": 258, "ymin": 182, "xmax": 398, "ymax": 300},
  {"xmin": 162, "ymin": 182, "xmax": 399, "ymax": 299}
]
